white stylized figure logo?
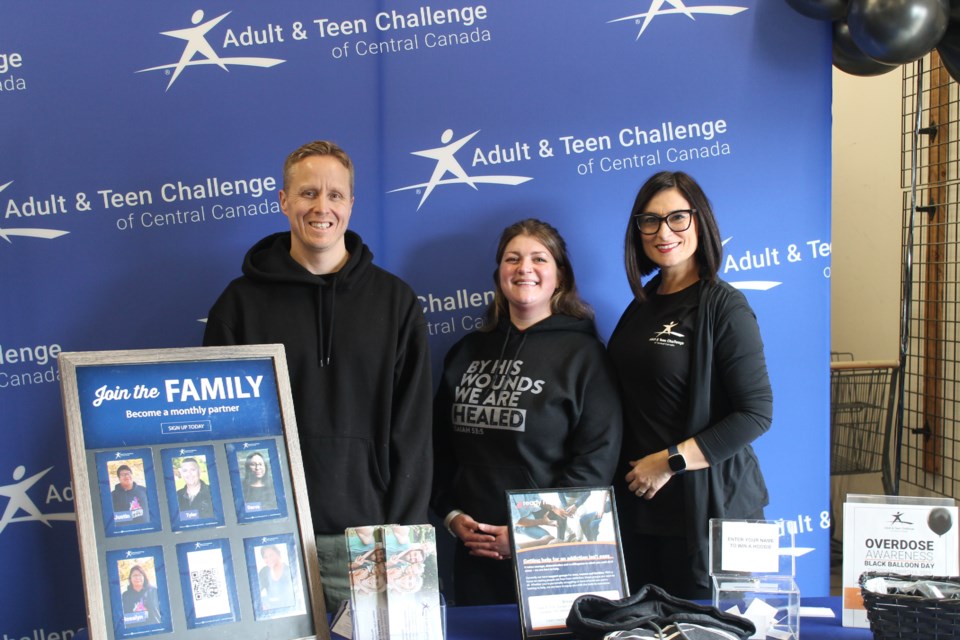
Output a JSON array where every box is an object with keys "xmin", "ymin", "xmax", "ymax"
[
  {"xmin": 389, "ymin": 129, "xmax": 533, "ymax": 211},
  {"xmin": 654, "ymin": 321, "xmax": 685, "ymax": 339},
  {"xmin": 138, "ymin": 10, "xmax": 285, "ymax": 91},
  {"xmin": 413, "ymin": 129, "xmax": 481, "ymax": 208},
  {"xmin": 0, "ymin": 181, "xmax": 69, "ymax": 244},
  {"xmin": 610, "ymin": 0, "xmax": 748, "ymax": 39},
  {"xmin": 0, "ymin": 465, "xmax": 75, "ymax": 535}
]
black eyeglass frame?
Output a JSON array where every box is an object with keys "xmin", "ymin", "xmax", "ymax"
[{"xmin": 633, "ymin": 209, "xmax": 697, "ymax": 235}]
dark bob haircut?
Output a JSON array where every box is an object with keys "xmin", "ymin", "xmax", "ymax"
[{"xmin": 624, "ymin": 171, "xmax": 723, "ymax": 300}]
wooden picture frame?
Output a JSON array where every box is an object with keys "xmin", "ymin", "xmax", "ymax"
[{"xmin": 59, "ymin": 344, "xmax": 329, "ymax": 640}]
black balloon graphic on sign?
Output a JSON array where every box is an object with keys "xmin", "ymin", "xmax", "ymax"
[{"xmin": 928, "ymin": 507, "xmax": 953, "ymax": 536}]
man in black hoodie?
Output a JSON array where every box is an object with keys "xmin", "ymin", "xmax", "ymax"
[{"xmin": 204, "ymin": 140, "xmax": 432, "ymax": 612}]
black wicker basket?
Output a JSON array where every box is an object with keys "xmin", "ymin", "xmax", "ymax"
[{"xmin": 859, "ymin": 571, "xmax": 960, "ymax": 639}]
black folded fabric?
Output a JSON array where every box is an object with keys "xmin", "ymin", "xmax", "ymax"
[{"xmin": 566, "ymin": 584, "xmax": 756, "ymax": 640}]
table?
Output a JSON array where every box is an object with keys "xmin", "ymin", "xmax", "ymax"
[
  {"xmin": 443, "ymin": 597, "xmax": 873, "ymax": 640},
  {"xmin": 75, "ymin": 596, "xmax": 874, "ymax": 639}
]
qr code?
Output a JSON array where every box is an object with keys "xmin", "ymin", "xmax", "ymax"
[{"xmin": 191, "ymin": 568, "xmax": 222, "ymax": 601}]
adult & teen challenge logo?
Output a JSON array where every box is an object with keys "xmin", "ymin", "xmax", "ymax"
[
  {"xmin": 0, "ymin": 460, "xmax": 82, "ymax": 640},
  {"xmin": 0, "ymin": 464, "xmax": 75, "ymax": 536},
  {"xmin": 0, "ymin": 167, "xmax": 281, "ymax": 237},
  {"xmin": 136, "ymin": 9, "xmax": 285, "ymax": 91},
  {"xmin": 136, "ymin": 5, "xmax": 493, "ymax": 90},
  {"xmin": 609, "ymin": 0, "xmax": 748, "ymax": 39}
]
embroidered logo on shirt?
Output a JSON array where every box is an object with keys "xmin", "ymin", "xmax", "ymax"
[{"xmin": 649, "ymin": 321, "xmax": 686, "ymax": 347}]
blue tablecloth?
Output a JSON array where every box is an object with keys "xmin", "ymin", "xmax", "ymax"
[
  {"xmin": 74, "ymin": 596, "xmax": 873, "ymax": 639},
  {"xmin": 444, "ymin": 596, "xmax": 872, "ymax": 640}
]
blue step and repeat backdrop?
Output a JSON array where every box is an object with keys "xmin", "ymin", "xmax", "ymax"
[{"xmin": 1, "ymin": 2, "xmax": 830, "ymax": 635}]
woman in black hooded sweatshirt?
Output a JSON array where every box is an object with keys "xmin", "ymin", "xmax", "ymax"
[{"xmin": 432, "ymin": 218, "xmax": 623, "ymax": 606}]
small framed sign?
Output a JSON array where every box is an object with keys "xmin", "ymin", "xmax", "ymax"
[
  {"xmin": 59, "ymin": 344, "xmax": 329, "ymax": 640},
  {"xmin": 507, "ymin": 487, "xmax": 628, "ymax": 639}
]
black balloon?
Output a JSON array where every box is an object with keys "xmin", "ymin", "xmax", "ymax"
[
  {"xmin": 952, "ymin": 0, "xmax": 960, "ymax": 19},
  {"xmin": 928, "ymin": 507, "xmax": 953, "ymax": 536},
  {"xmin": 941, "ymin": 18, "xmax": 960, "ymax": 51},
  {"xmin": 833, "ymin": 20, "xmax": 900, "ymax": 76},
  {"xmin": 848, "ymin": 0, "xmax": 950, "ymax": 64},
  {"xmin": 785, "ymin": 0, "xmax": 850, "ymax": 21},
  {"xmin": 940, "ymin": 52, "xmax": 960, "ymax": 83}
]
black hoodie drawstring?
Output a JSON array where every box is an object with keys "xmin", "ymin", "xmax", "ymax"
[
  {"xmin": 494, "ymin": 324, "xmax": 512, "ymax": 372},
  {"xmin": 326, "ymin": 279, "xmax": 337, "ymax": 366},
  {"xmin": 493, "ymin": 324, "xmax": 529, "ymax": 383},
  {"xmin": 317, "ymin": 278, "xmax": 338, "ymax": 367}
]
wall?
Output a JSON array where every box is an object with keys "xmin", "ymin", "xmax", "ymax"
[
  {"xmin": 830, "ymin": 67, "xmax": 907, "ymax": 534},
  {"xmin": 831, "ymin": 68, "xmax": 902, "ymax": 362}
]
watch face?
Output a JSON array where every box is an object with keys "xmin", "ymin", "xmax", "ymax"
[{"xmin": 669, "ymin": 454, "xmax": 685, "ymax": 472}]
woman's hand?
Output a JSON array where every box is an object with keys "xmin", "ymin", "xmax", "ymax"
[
  {"xmin": 450, "ymin": 514, "xmax": 511, "ymax": 559},
  {"xmin": 625, "ymin": 440, "xmax": 709, "ymax": 499},
  {"xmin": 625, "ymin": 450, "xmax": 673, "ymax": 499},
  {"xmin": 466, "ymin": 523, "xmax": 511, "ymax": 559}
]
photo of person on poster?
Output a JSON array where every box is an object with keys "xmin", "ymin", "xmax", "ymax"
[
  {"xmin": 569, "ymin": 489, "xmax": 613, "ymax": 543},
  {"xmin": 257, "ymin": 544, "xmax": 297, "ymax": 611},
  {"xmin": 347, "ymin": 527, "xmax": 386, "ymax": 596},
  {"xmin": 175, "ymin": 456, "xmax": 214, "ymax": 521},
  {"xmin": 120, "ymin": 563, "xmax": 161, "ymax": 627},
  {"xmin": 241, "ymin": 451, "xmax": 277, "ymax": 512},
  {"xmin": 510, "ymin": 492, "xmax": 567, "ymax": 550},
  {"xmin": 111, "ymin": 462, "xmax": 150, "ymax": 525},
  {"xmin": 383, "ymin": 527, "xmax": 433, "ymax": 595}
]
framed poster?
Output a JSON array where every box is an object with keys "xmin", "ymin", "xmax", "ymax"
[
  {"xmin": 507, "ymin": 487, "xmax": 628, "ymax": 639},
  {"xmin": 59, "ymin": 344, "xmax": 329, "ymax": 640},
  {"xmin": 841, "ymin": 494, "xmax": 959, "ymax": 628}
]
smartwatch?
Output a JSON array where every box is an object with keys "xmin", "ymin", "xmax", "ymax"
[{"xmin": 667, "ymin": 445, "xmax": 686, "ymax": 475}]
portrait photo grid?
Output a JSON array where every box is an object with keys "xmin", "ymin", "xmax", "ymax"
[{"xmin": 92, "ymin": 438, "xmax": 306, "ymax": 639}]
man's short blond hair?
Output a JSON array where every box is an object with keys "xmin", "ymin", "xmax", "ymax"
[{"xmin": 283, "ymin": 140, "xmax": 355, "ymax": 194}]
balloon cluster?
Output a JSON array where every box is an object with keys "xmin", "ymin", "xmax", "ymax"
[{"xmin": 786, "ymin": 0, "xmax": 960, "ymax": 79}]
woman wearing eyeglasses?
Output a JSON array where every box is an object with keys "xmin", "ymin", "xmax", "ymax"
[
  {"xmin": 242, "ymin": 451, "xmax": 277, "ymax": 512},
  {"xmin": 608, "ymin": 171, "xmax": 773, "ymax": 599}
]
